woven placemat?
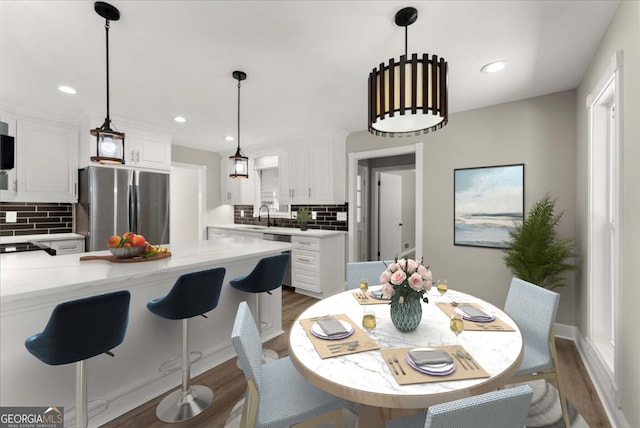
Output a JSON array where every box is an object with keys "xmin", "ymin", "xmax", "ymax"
[
  {"xmin": 299, "ymin": 314, "xmax": 380, "ymax": 358},
  {"xmin": 380, "ymin": 345, "xmax": 489, "ymax": 386},
  {"xmin": 436, "ymin": 302, "xmax": 515, "ymax": 332}
]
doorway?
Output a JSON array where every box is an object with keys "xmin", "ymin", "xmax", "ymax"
[
  {"xmin": 348, "ymin": 143, "xmax": 423, "ymax": 262},
  {"xmin": 170, "ymin": 162, "xmax": 207, "ymax": 243}
]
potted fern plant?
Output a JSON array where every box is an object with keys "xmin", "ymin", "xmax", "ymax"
[
  {"xmin": 502, "ymin": 194, "xmax": 577, "ymax": 290},
  {"xmin": 295, "ymin": 207, "xmax": 311, "ymax": 231}
]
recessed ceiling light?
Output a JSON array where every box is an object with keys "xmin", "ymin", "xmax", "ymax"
[
  {"xmin": 224, "ymin": 135, "xmax": 234, "ymax": 141},
  {"xmin": 481, "ymin": 61, "xmax": 506, "ymax": 73},
  {"xmin": 174, "ymin": 116, "xmax": 186, "ymax": 123},
  {"xmin": 58, "ymin": 85, "xmax": 77, "ymax": 94}
]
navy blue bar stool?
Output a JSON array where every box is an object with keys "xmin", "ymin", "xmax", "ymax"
[
  {"xmin": 147, "ymin": 267, "xmax": 225, "ymax": 423},
  {"xmin": 229, "ymin": 253, "xmax": 290, "ymax": 360},
  {"xmin": 25, "ymin": 290, "xmax": 131, "ymax": 428}
]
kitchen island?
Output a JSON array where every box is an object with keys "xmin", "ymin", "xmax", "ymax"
[{"xmin": 0, "ymin": 236, "xmax": 290, "ymax": 426}]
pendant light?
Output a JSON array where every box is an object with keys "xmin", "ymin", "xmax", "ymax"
[
  {"xmin": 90, "ymin": 1, "xmax": 125, "ymax": 164},
  {"xmin": 368, "ymin": 6, "xmax": 449, "ymax": 137},
  {"xmin": 229, "ymin": 70, "xmax": 249, "ymax": 179}
]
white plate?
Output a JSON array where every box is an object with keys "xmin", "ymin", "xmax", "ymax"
[
  {"xmin": 406, "ymin": 348, "xmax": 456, "ymax": 375},
  {"xmin": 311, "ymin": 320, "xmax": 354, "ymax": 340}
]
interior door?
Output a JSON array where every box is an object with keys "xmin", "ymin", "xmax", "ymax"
[{"xmin": 377, "ymin": 172, "xmax": 402, "ymax": 260}]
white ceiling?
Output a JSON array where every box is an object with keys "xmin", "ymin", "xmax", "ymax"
[{"xmin": 0, "ymin": 1, "xmax": 620, "ymax": 154}]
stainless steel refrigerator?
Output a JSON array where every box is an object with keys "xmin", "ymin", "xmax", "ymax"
[{"xmin": 76, "ymin": 166, "xmax": 170, "ymax": 251}]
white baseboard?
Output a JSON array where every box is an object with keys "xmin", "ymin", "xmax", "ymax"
[{"xmin": 555, "ymin": 322, "xmax": 629, "ymax": 428}]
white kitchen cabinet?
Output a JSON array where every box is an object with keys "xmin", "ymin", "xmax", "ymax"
[
  {"xmin": 291, "ymin": 234, "xmax": 345, "ymax": 298},
  {"xmin": 125, "ymin": 129, "xmax": 171, "ymax": 170},
  {"xmin": 279, "ymin": 144, "xmax": 308, "ymax": 203},
  {"xmin": 278, "ymin": 131, "xmax": 346, "ymax": 205},
  {"xmin": 207, "ymin": 226, "xmax": 260, "ymax": 240},
  {"xmin": 3, "ymin": 115, "xmax": 79, "ymax": 203},
  {"xmin": 79, "ymin": 112, "xmax": 171, "ymax": 171},
  {"xmin": 33, "ymin": 238, "xmax": 85, "ymax": 255},
  {"xmin": 0, "ymin": 110, "xmax": 18, "ymax": 199},
  {"xmin": 49, "ymin": 239, "xmax": 84, "ymax": 254},
  {"xmin": 220, "ymin": 157, "xmax": 255, "ymax": 205}
]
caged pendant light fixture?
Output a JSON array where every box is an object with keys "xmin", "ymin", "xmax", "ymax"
[
  {"xmin": 368, "ymin": 6, "xmax": 448, "ymax": 137},
  {"xmin": 90, "ymin": 1, "xmax": 125, "ymax": 164},
  {"xmin": 229, "ymin": 70, "xmax": 249, "ymax": 179}
]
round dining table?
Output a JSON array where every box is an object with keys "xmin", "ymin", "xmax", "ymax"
[{"xmin": 288, "ymin": 288, "xmax": 524, "ymax": 427}]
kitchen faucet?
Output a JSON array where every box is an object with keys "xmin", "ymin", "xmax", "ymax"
[{"xmin": 258, "ymin": 204, "xmax": 272, "ymax": 227}]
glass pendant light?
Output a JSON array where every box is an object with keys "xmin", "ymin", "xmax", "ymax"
[{"xmin": 229, "ymin": 70, "xmax": 249, "ymax": 178}]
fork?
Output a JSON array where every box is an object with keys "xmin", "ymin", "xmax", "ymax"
[
  {"xmin": 386, "ymin": 357, "xmax": 399, "ymax": 375},
  {"xmin": 393, "ymin": 355, "xmax": 406, "ymax": 375}
]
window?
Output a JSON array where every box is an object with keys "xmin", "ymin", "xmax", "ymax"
[
  {"xmin": 587, "ymin": 50, "xmax": 622, "ymax": 403},
  {"xmin": 254, "ymin": 156, "xmax": 290, "ymax": 218}
]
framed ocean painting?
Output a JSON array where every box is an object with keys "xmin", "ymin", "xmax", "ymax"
[{"xmin": 454, "ymin": 164, "xmax": 524, "ymax": 249}]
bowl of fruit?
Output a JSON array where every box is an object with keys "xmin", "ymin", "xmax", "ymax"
[{"xmin": 107, "ymin": 232, "xmax": 147, "ymax": 258}]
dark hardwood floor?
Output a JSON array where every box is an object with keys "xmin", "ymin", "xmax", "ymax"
[{"xmin": 102, "ymin": 287, "xmax": 610, "ymax": 428}]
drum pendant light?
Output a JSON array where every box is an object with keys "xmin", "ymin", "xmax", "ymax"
[
  {"xmin": 90, "ymin": 1, "xmax": 125, "ymax": 164},
  {"xmin": 368, "ymin": 7, "xmax": 449, "ymax": 137},
  {"xmin": 229, "ymin": 70, "xmax": 249, "ymax": 179}
]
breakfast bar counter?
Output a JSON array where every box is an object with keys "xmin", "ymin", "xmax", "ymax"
[{"xmin": 0, "ymin": 236, "xmax": 290, "ymax": 426}]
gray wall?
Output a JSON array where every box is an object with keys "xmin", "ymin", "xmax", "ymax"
[
  {"xmin": 347, "ymin": 90, "xmax": 577, "ymax": 324},
  {"xmin": 576, "ymin": 1, "xmax": 639, "ymax": 426},
  {"xmin": 171, "ymin": 145, "xmax": 222, "ymax": 224}
]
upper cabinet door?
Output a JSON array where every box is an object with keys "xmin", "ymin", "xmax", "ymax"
[
  {"xmin": 307, "ymin": 137, "xmax": 333, "ymax": 203},
  {"xmin": 16, "ymin": 116, "xmax": 78, "ymax": 203},
  {"xmin": 126, "ymin": 130, "xmax": 171, "ymax": 170}
]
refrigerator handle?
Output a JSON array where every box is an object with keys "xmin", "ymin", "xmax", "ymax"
[{"xmin": 129, "ymin": 178, "xmax": 137, "ymax": 233}]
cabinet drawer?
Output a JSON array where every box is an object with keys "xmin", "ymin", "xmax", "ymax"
[
  {"xmin": 292, "ymin": 236, "xmax": 320, "ymax": 251},
  {"xmin": 292, "ymin": 249, "xmax": 319, "ymax": 271},
  {"xmin": 292, "ymin": 269, "xmax": 320, "ymax": 292},
  {"xmin": 50, "ymin": 239, "xmax": 84, "ymax": 254}
]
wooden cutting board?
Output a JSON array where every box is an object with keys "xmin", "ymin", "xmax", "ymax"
[{"xmin": 80, "ymin": 252, "xmax": 172, "ymax": 263}]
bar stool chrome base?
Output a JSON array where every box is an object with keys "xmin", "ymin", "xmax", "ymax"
[{"xmin": 156, "ymin": 385, "xmax": 213, "ymax": 423}]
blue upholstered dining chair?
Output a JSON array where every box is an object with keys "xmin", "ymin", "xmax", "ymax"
[
  {"xmin": 346, "ymin": 260, "xmax": 391, "ymax": 289},
  {"xmin": 503, "ymin": 277, "xmax": 571, "ymax": 427},
  {"xmin": 25, "ymin": 290, "xmax": 131, "ymax": 428},
  {"xmin": 230, "ymin": 253, "xmax": 290, "ymax": 360},
  {"xmin": 231, "ymin": 301, "xmax": 344, "ymax": 428},
  {"xmin": 147, "ymin": 267, "xmax": 226, "ymax": 423},
  {"xmin": 386, "ymin": 384, "xmax": 533, "ymax": 428}
]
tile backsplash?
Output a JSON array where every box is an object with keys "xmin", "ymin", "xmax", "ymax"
[
  {"xmin": 0, "ymin": 202, "xmax": 73, "ymax": 236},
  {"xmin": 233, "ymin": 204, "xmax": 348, "ymax": 231}
]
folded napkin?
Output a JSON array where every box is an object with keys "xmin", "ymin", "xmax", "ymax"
[
  {"xmin": 408, "ymin": 349, "xmax": 453, "ymax": 366},
  {"xmin": 458, "ymin": 304, "xmax": 492, "ymax": 320},
  {"xmin": 370, "ymin": 290, "xmax": 390, "ymax": 300},
  {"xmin": 317, "ymin": 317, "xmax": 349, "ymax": 336}
]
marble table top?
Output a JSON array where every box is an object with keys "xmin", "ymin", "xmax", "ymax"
[{"xmin": 288, "ymin": 288, "xmax": 523, "ymax": 409}]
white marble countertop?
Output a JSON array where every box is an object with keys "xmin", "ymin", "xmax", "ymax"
[
  {"xmin": 0, "ymin": 233, "xmax": 84, "ymax": 244},
  {"xmin": 0, "ymin": 236, "xmax": 290, "ymax": 307},
  {"xmin": 208, "ymin": 224, "xmax": 347, "ymax": 238},
  {"xmin": 288, "ymin": 288, "xmax": 523, "ymax": 410}
]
